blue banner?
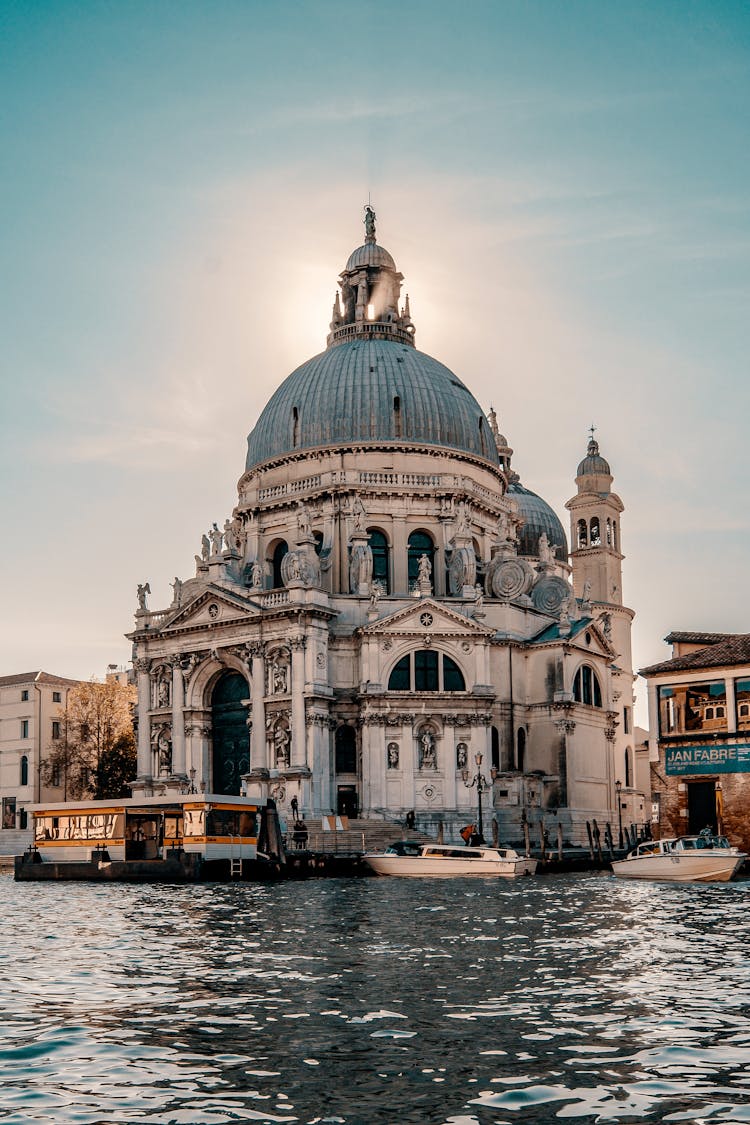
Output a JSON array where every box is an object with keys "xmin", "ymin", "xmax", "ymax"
[{"xmin": 665, "ymin": 744, "xmax": 750, "ymax": 775}]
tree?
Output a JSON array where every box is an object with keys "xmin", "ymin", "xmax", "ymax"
[{"xmin": 43, "ymin": 678, "xmax": 136, "ymax": 800}]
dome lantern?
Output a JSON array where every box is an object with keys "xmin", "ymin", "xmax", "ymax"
[{"xmin": 327, "ymin": 206, "xmax": 415, "ymax": 349}]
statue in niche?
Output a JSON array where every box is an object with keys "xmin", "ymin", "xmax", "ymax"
[
  {"xmin": 272, "ymin": 660, "xmax": 288, "ymax": 694},
  {"xmin": 251, "ymin": 560, "xmax": 264, "ymax": 588},
  {"xmin": 582, "ymin": 579, "xmax": 592, "ymax": 604},
  {"xmin": 297, "ymin": 502, "xmax": 312, "ymax": 539},
  {"xmin": 210, "ymin": 523, "xmax": 223, "ymax": 555},
  {"xmin": 137, "ymin": 583, "xmax": 151, "ymax": 612},
  {"xmin": 455, "ymin": 500, "xmax": 471, "ymax": 537},
  {"xmin": 419, "ymin": 730, "xmax": 437, "ymax": 770},
  {"xmin": 387, "ymin": 742, "xmax": 399, "ymax": 769},
  {"xmin": 274, "ymin": 726, "xmax": 291, "ymax": 769},
  {"xmin": 157, "ymin": 733, "xmax": 172, "ymax": 775},
  {"xmin": 456, "ymin": 742, "xmax": 468, "ymax": 770},
  {"xmin": 418, "ymin": 554, "xmax": 432, "ymax": 584},
  {"xmin": 201, "ymin": 534, "xmax": 210, "ymax": 563},
  {"xmin": 157, "ymin": 678, "xmax": 170, "ymax": 707},
  {"xmin": 170, "ymin": 577, "xmax": 183, "ymax": 607},
  {"xmin": 352, "ymin": 493, "xmax": 366, "ymax": 531}
]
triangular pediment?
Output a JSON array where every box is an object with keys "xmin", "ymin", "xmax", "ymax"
[
  {"xmin": 571, "ymin": 620, "xmax": 616, "ymax": 659},
  {"xmin": 364, "ymin": 598, "xmax": 493, "ymax": 638},
  {"xmin": 159, "ymin": 585, "xmax": 262, "ymax": 633}
]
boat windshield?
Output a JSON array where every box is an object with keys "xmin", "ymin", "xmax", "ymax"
[{"xmin": 384, "ymin": 841, "xmax": 422, "ymax": 856}]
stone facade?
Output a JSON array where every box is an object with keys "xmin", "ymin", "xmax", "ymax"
[
  {"xmin": 127, "ymin": 211, "xmax": 641, "ymax": 845},
  {"xmin": 641, "ymin": 631, "xmax": 750, "ymax": 852},
  {"xmin": 0, "ymin": 671, "xmax": 82, "ymax": 831}
]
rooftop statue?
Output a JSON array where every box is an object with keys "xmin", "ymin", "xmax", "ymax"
[{"xmin": 364, "ymin": 204, "xmax": 376, "ymax": 241}]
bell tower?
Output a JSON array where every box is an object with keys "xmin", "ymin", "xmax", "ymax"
[
  {"xmin": 566, "ymin": 430, "xmax": 636, "ymax": 790},
  {"xmin": 566, "ymin": 428, "xmax": 624, "ymax": 606}
]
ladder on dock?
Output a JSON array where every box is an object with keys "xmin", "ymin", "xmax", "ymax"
[{"xmin": 229, "ymin": 837, "xmax": 242, "ymax": 879}]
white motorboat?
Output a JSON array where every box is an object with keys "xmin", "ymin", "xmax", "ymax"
[
  {"xmin": 612, "ymin": 832, "xmax": 746, "ymax": 883},
  {"xmin": 363, "ymin": 840, "xmax": 537, "ymax": 878}
]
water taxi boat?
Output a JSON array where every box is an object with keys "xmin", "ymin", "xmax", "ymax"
[
  {"xmin": 15, "ymin": 795, "xmax": 283, "ymax": 882},
  {"xmin": 611, "ymin": 832, "xmax": 746, "ymax": 883},
  {"xmin": 363, "ymin": 840, "xmax": 537, "ymax": 878}
]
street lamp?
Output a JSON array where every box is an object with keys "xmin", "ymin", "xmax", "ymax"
[
  {"xmin": 615, "ymin": 778, "xmax": 623, "ymax": 850},
  {"xmin": 715, "ymin": 781, "xmax": 723, "ymax": 835},
  {"xmin": 462, "ymin": 751, "xmax": 496, "ymax": 844},
  {"xmin": 188, "ymin": 767, "xmax": 197, "ymax": 795}
]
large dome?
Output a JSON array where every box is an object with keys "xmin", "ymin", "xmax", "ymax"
[
  {"xmin": 507, "ymin": 479, "xmax": 569, "ymax": 560},
  {"xmin": 246, "ymin": 338, "xmax": 499, "ymax": 469}
]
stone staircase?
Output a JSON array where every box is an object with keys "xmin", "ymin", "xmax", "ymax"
[
  {"xmin": 290, "ymin": 818, "xmax": 434, "ymax": 855},
  {"xmin": 0, "ymin": 829, "xmax": 33, "ymax": 865}
]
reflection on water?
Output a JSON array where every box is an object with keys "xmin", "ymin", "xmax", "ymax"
[{"xmin": 1, "ymin": 872, "xmax": 748, "ymax": 1124}]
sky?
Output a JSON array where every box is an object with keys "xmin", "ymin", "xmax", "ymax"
[{"xmin": 1, "ymin": 0, "xmax": 749, "ymax": 724}]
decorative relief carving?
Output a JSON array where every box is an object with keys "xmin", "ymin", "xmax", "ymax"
[
  {"xmin": 387, "ymin": 742, "xmax": 399, "ymax": 769},
  {"xmin": 531, "ymin": 575, "xmax": 571, "ymax": 617},
  {"xmin": 487, "ymin": 557, "xmax": 534, "ymax": 601},
  {"xmin": 448, "ymin": 546, "xmax": 476, "ymax": 595},
  {"xmin": 555, "ymin": 719, "xmax": 576, "ymax": 736}
]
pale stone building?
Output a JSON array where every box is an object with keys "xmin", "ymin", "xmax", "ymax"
[
  {"xmin": 128, "ymin": 209, "xmax": 641, "ymax": 844},
  {"xmin": 640, "ymin": 632, "xmax": 750, "ymax": 852},
  {"xmin": 0, "ymin": 671, "xmax": 82, "ymax": 833}
]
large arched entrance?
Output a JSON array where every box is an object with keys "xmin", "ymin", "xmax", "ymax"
[{"xmin": 211, "ymin": 672, "xmax": 250, "ymax": 795}]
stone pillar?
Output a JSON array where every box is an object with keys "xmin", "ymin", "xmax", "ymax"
[
  {"xmin": 248, "ymin": 642, "xmax": 267, "ymax": 770},
  {"xmin": 290, "ymin": 637, "xmax": 307, "ymax": 766},
  {"xmin": 134, "ymin": 658, "xmax": 152, "ymax": 778},
  {"xmin": 555, "ymin": 717, "xmax": 575, "ymax": 807},
  {"xmin": 171, "ymin": 659, "xmax": 186, "ymax": 778}
]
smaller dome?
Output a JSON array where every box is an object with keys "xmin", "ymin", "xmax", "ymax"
[
  {"xmin": 345, "ymin": 242, "xmax": 397, "ymax": 272},
  {"xmin": 577, "ymin": 437, "xmax": 611, "ymax": 477},
  {"xmin": 507, "ymin": 479, "xmax": 569, "ymax": 560}
]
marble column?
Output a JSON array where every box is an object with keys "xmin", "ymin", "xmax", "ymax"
[
  {"xmin": 171, "ymin": 658, "xmax": 186, "ymax": 777},
  {"xmin": 134, "ymin": 658, "xmax": 152, "ymax": 777},
  {"xmin": 248, "ymin": 642, "xmax": 267, "ymax": 770},
  {"xmin": 290, "ymin": 636, "xmax": 307, "ymax": 767}
]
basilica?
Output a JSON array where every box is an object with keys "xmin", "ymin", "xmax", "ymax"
[{"xmin": 128, "ymin": 208, "xmax": 640, "ymax": 844}]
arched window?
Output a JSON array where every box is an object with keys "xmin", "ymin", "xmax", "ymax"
[
  {"xmin": 313, "ymin": 531, "xmax": 324, "ymax": 556},
  {"xmin": 491, "ymin": 726, "xmax": 500, "ymax": 772},
  {"xmin": 606, "ymin": 518, "xmax": 612, "ymax": 546},
  {"xmin": 705, "ymin": 706, "xmax": 715, "ymax": 720},
  {"xmin": 612, "ymin": 521, "xmax": 618, "ymax": 551},
  {"xmin": 516, "ymin": 728, "xmax": 526, "ymax": 772},
  {"xmin": 20, "ymin": 755, "xmax": 28, "ymax": 786},
  {"xmin": 590, "ymin": 517, "xmax": 601, "ymax": 547},
  {"xmin": 624, "ymin": 747, "xmax": 632, "ymax": 788},
  {"xmin": 368, "ymin": 528, "xmax": 390, "ymax": 593},
  {"xmin": 408, "ymin": 530, "xmax": 435, "ymax": 588},
  {"xmin": 292, "ymin": 406, "xmax": 299, "ymax": 447},
  {"xmin": 393, "ymin": 396, "xmax": 402, "ymax": 437},
  {"xmin": 271, "ymin": 540, "xmax": 288, "ymax": 588},
  {"xmin": 479, "ymin": 416, "xmax": 487, "ymax": 457},
  {"xmin": 577, "ymin": 520, "xmax": 588, "ymax": 549},
  {"xmin": 387, "ymin": 652, "xmax": 466, "ymax": 692},
  {"xmin": 335, "ymin": 726, "xmax": 357, "ymax": 774},
  {"xmin": 573, "ymin": 665, "xmax": 603, "ymax": 708}
]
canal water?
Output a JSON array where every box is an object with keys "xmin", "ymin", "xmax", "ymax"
[{"xmin": 1, "ymin": 871, "xmax": 748, "ymax": 1124}]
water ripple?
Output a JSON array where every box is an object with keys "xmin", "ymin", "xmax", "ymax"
[{"xmin": 0, "ymin": 872, "xmax": 748, "ymax": 1123}]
